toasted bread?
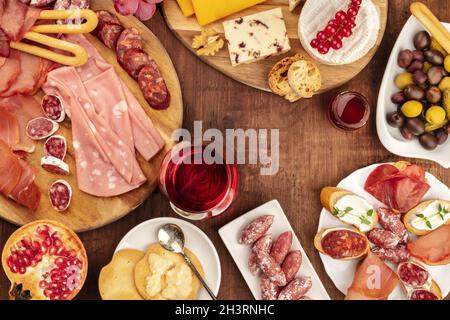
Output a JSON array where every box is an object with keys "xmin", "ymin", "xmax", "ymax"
[
  {"xmin": 403, "ymin": 200, "xmax": 450, "ymax": 236},
  {"xmin": 268, "ymin": 54, "xmax": 303, "ymax": 102},
  {"xmin": 314, "ymin": 227, "xmax": 369, "ymax": 260},
  {"xmin": 320, "ymin": 187, "xmax": 378, "ymax": 232},
  {"xmin": 288, "ymin": 60, "xmax": 321, "ymax": 98},
  {"xmin": 289, "ymin": 0, "xmax": 301, "ymax": 11}
]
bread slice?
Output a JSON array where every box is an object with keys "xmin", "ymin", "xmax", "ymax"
[
  {"xmin": 268, "ymin": 54, "xmax": 303, "ymax": 102},
  {"xmin": 314, "ymin": 227, "xmax": 369, "ymax": 260},
  {"xmin": 403, "ymin": 200, "xmax": 450, "ymax": 236},
  {"xmin": 289, "ymin": 0, "xmax": 301, "ymax": 12},
  {"xmin": 288, "ymin": 60, "xmax": 321, "ymax": 98},
  {"xmin": 320, "ymin": 187, "xmax": 378, "ymax": 232}
]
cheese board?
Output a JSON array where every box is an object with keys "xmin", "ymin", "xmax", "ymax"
[
  {"xmin": 0, "ymin": 0, "xmax": 183, "ymax": 232},
  {"xmin": 161, "ymin": 0, "xmax": 388, "ymax": 95}
]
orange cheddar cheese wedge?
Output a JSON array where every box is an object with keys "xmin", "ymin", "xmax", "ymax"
[{"xmin": 176, "ymin": 0, "xmax": 195, "ymax": 17}]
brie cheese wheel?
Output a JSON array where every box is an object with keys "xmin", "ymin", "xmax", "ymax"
[{"xmin": 298, "ymin": 0, "xmax": 380, "ymax": 65}]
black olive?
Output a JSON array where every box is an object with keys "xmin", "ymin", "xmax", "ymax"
[
  {"xmin": 404, "ymin": 85, "xmax": 425, "ymax": 101},
  {"xmin": 436, "ymin": 129, "xmax": 448, "ymax": 145},
  {"xmin": 424, "ymin": 49, "xmax": 444, "ymax": 65},
  {"xmin": 387, "ymin": 111, "xmax": 405, "ymax": 128},
  {"xmin": 419, "ymin": 133, "xmax": 438, "ymax": 150},
  {"xmin": 426, "ymin": 86, "xmax": 442, "ymax": 104},
  {"xmin": 414, "ymin": 31, "xmax": 431, "ymax": 50},
  {"xmin": 406, "ymin": 118, "xmax": 425, "ymax": 135}
]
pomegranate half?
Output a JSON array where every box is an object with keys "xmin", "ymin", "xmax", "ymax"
[{"xmin": 1, "ymin": 220, "xmax": 88, "ymax": 300}]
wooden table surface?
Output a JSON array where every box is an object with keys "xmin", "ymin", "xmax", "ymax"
[{"xmin": 1, "ymin": 0, "xmax": 449, "ymax": 300}]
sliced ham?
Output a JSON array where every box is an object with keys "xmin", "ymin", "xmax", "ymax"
[
  {"xmin": 9, "ymin": 159, "xmax": 40, "ymax": 210},
  {"xmin": 346, "ymin": 251, "xmax": 399, "ymax": 300},
  {"xmin": 43, "ymin": 34, "xmax": 164, "ymax": 197},
  {"xmin": 0, "ymin": 95, "xmax": 44, "ymax": 153},
  {"xmin": 407, "ymin": 225, "xmax": 450, "ymax": 266},
  {"xmin": 1, "ymin": 52, "xmax": 42, "ymax": 97},
  {"xmin": 364, "ymin": 163, "xmax": 430, "ymax": 213},
  {"xmin": 0, "ymin": 139, "xmax": 22, "ymax": 195},
  {"xmin": 0, "ymin": 108, "xmax": 19, "ymax": 148},
  {"xmin": 0, "ymin": 50, "xmax": 21, "ymax": 94},
  {"xmin": 0, "ymin": 0, "xmax": 41, "ymax": 42}
]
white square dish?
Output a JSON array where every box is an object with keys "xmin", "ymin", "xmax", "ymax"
[
  {"xmin": 376, "ymin": 16, "xmax": 450, "ymax": 168},
  {"xmin": 218, "ymin": 200, "xmax": 330, "ymax": 300}
]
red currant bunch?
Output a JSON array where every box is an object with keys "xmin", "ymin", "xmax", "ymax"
[{"xmin": 310, "ymin": 0, "xmax": 362, "ymax": 55}]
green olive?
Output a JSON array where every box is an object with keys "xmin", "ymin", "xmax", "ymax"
[
  {"xmin": 395, "ymin": 72, "xmax": 414, "ymax": 90},
  {"xmin": 445, "ymin": 55, "xmax": 450, "ymax": 73},
  {"xmin": 401, "ymin": 100, "xmax": 423, "ymax": 118},
  {"xmin": 438, "ymin": 77, "xmax": 450, "ymax": 92},
  {"xmin": 443, "ymin": 89, "xmax": 450, "ymax": 120},
  {"xmin": 425, "ymin": 106, "xmax": 446, "ymax": 125}
]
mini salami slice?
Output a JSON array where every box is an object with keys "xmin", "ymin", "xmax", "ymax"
[
  {"xmin": 121, "ymin": 48, "xmax": 152, "ymax": 79},
  {"xmin": 371, "ymin": 245, "xmax": 409, "ymax": 264},
  {"xmin": 116, "ymin": 27, "xmax": 143, "ymax": 62},
  {"xmin": 44, "ymin": 135, "xmax": 67, "ymax": 160},
  {"xmin": 281, "ymin": 251, "xmax": 302, "ymax": 283},
  {"xmin": 367, "ymin": 228, "xmax": 401, "ymax": 249},
  {"xmin": 398, "ymin": 262, "xmax": 430, "ymax": 288},
  {"xmin": 41, "ymin": 156, "xmax": 70, "ymax": 175},
  {"xmin": 248, "ymin": 234, "xmax": 272, "ymax": 275},
  {"xmin": 260, "ymin": 276, "xmax": 278, "ymax": 300},
  {"xmin": 98, "ymin": 24, "xmax": 124, "ymax": 50},
  {"xmin": 138, "ymin": 64, "xmax": 171, "ymax": 110},
  {"xmin": 278, "ymin": 277, "xmax": 312, "ymax": 300},
  {"xmin": 26, "ymin": 117, "xmax": 59, "ymax": 140},
  {"xmin": 41, "ymin": 94, "xmax": 65, "ymax": 122},
  {"xmin": 49, "ymin": 179, "xmax": 72, "ymax": 212},
  {"xmin": 410, "ymin": 289, "xmax": 439, "ymax": 300},
  {"xmin": 239, "ymin": 215, "xmax": 274, "ymax": 245},
  {"xmin": 95, "ymin": 10, "xmax": 121, "ymax": 31}
]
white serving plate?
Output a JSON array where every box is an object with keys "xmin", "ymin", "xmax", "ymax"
[
  {"xmin": 115, "ymin": 217, "xmax": 221, "ymax": 300},
  {"xmin": 377, "ymin": 16, "xmax": 450, "ymax": 168},
  {"xmin": 317, "ymin": 163, "xmax": 450, "ymax": 300},
  {"xmin": 219, "ymin": 200, "xmax": 330, "ymax": 300}
]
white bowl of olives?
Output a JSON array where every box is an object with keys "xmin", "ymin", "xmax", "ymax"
[{"xmin": 377, "ymin": 15, "xmax": 450, "ymax": 168}]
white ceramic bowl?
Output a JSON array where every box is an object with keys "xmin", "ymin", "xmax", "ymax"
[
  {"xmin": 115, "ymin": 217, "xmax": 221, "ymax": 300},
  {"xmin": 377, "ymin": 16, "xmax": 450, "ymax": 168}
]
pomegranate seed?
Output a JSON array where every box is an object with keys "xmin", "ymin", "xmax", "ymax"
[
  {"xmin": 43, "ymin": 237, "xmax": 52, "ymax": 248},
  {"xmin": 39, "ymin": 280, "xmax": 47, "ymax": 288},
  {"xmin": 53, "ymin": 238, "xmax": 63, "ymax": 248},
  {"xmin": 310, "ymin": 38, "xmax": 320, "ymax": 49},
  {"xmin": 19, "ymin": 266, "xmax": 26, "ymax": 274}
]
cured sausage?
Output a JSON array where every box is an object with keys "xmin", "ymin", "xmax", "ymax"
[
  {"xmin": 260, "ymin": 276, "xmax": 278, "ymax": 300},
  {"xmin": 371, "ymin": 245, "xmax": 409, "ymax": 264},
  {"xmin": 239, "ymin": 215, "xmax": 274, "ymax": 245},
  {"xmin": 278, "ymin": 277, "xmax": 312, "ymax": 300},
  {"xmin": 248, "ymin": 234, "xmax": 272, "ymax": 275},
  {"xmin": 116, "ymin": 27, "xmax": 143, "ymax": 63},
  {"xmin": 26, "ymin": 117, "xmax": 59, "ymax": 140},
  {"xmin": 96, "ymin": 10, "xmax": 121, "ymax": 28},
  {"xmin": 377, "ymin": 208, "xmax": 408, "ymax": 243},
  {"xmin": 41, "ymin": 156, "xmax": 70, "ymax": 175},
  {"xmin": 410, "ymin": 289, "xmax": 439, "ymax": 300},
  {"xmin": 256, "ymin": 252, "xmax": 286, "ymax": 286},
  {"xmin": 120, "ymin": 48, "xmax": 152, "ymax": 79},
  {"xmin": 98, "ymin": 24, "xmax": 124, "ymax": 50},
  {"xmin": 281, "ymin": 251, "xmax": 302, "ymax": 283},
  {"xmin": 367, "ymin": 228, "xmax": 401, "ymax": 249},
  {"xmin": 41, "ymin": 94, "xmax": 65, "ymax": 122},
  {"xmin": 320, "ymin": 229, "xmax": 367, "ymax": 259},
  {"xmin": 270, "ymin": 231, "xmax": 292, "ymax": 264},
  {"xmin": 29, "ymin": 0, "xmax": 56, "ymax": 7},
  {"xmin": 49, "ymin": 179, "xmax": 72, "ymax": 212},
  {"xmin": 44, "ymin": 135, "xmax": 67, "ymax": 160},
  {"xmin": 138, "ymin": 64, "xmax": 171, "ymax": 109},
  {"xmin": 398, "ymin": 262, "xmax": 429, "ymax": 288}
]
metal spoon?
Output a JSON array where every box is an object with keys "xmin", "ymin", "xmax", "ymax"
[{"xmin": 157, "ymin": 223, "xmax": 217, "ymax": 300}]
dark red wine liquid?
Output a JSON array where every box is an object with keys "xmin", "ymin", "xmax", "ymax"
[
  {"xmin": 328, "ymin": 91, "xmax": 370, "ymax": 130},
  {"xmin": 163, "ymin": 146, "xmax": 237, "ymax": 212}
]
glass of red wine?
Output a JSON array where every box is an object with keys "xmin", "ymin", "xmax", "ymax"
[
  {"xmin": 327, "ymin": 91, "xmax": 371, "ymax": 131},
  {"xmin": 159, "ymin": 142, "xmax": 238, "ymax": 220}
]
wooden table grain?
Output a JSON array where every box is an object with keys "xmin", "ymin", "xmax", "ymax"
[{"xmin": 1, "ymin": 0, "xmax": 449, "ymax": 300}]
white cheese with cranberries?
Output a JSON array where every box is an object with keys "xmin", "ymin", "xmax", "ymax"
[
  {"xmin": 333, "ymin": 194, "xmax": 375, "ymax": 232},
  {"xmin": 223, "ymin": 8, "xmax": 291, "ymax": 66},
  {"xmin": 298, "ymin": 0, "xmax": 380, "ymax": 65},
  {"xmin": 410, "ymin": 200, "xmax": 450, "ymax": 231}
]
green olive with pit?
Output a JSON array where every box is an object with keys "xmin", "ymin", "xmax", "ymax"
[
  {"xmin": 445, "ymin": 55, "xmax": 450, "ymax": 73},
  {"xmin": 425, "ymin": 106, "xmax": 447, "ymax": 125},
  {"xmin": 401, "ymin": 100, "xmax": 423, "ymax": 118},
  {"xmin": 395, "ymin": 72, "xmax": 414, "ymax": 90},
  {"xmin": 438, "ymin": 77, "xmax": 450, "ymax": 92}
]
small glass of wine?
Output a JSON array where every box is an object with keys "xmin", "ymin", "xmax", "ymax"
[
  {"xmin": 159, "ymin": 142, "xmax": 238, "ymax": 220},
  {"xmin": 327, "ymin": 91, "xmax": 371, "ymax": 131}
]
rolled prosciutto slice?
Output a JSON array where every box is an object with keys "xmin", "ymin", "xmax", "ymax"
[
  {"xmin": 407, "ymin": 225, "xmax": 450, "ymax": 266},
  {"xmin": 364, "ymin": 162, "xmax": 430, "ymax": 213}
]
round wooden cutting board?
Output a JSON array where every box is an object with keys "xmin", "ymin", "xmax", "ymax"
[
  {"xmin": 162, "ymin": 0, "xmax": 387, "ymax": 94},
  {"xmin": 0, "ymin": 0, "xmax": 183, "ymax": 232}
]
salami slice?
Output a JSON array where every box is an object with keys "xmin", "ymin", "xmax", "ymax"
[
  {"xmin": 44, "ymin": 135, "xmax": 67, "ymax": 160},
  {"xmin": 410, "ymin": 289, "xmax": 439, "ymax": 300},
  {"xmin": 116, "ymin": 27, "xmax": 143, "ymax": 62},
  {"xmin": 98, "ymin": 24, "xmax": 124, "ymax": 50},
  {"xmin": 41, "ymin": 156, "xmax": 70, "ymax": 175},
  {"xmin": 121, "ymin": 48, "xmax": 152, "ymax": 79},
  {"xmin": 26, "ymin": 117, "xmax": 59, "ymax": 140},
  {"xmin": 320, "ymin": 229, "xmax": 367, "ymax": 259},
  {"xmin": 398, "ymin": 262, "xmax": 430, "ymax": 288},
  {"xmin": 49, "ymin": 179, "xmax": 72, "ymax": 212},
  {"xmin": 41, "ymin": 94, "xmax": 65, "ymax": 122},
  {"xmin": 138, "ymin": 64, "xmax": 171, "ymax": 110}
]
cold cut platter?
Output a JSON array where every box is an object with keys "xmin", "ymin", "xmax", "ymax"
[
  {"xmin": 316, "ymin": 162, "xmax": 450, "ymax": 300},
  {"xmin": 161, "ymin": 0, "xmax": 387, "ymax": 100},
  {"xmin": 0, "ymin": 0, "xmax": 183, "ymax": 232}
]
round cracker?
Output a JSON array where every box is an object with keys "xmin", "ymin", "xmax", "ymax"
[
  {"xmin": 99, "ymin": 249, "xmax": 145, "ymax": 300},
  {"xmin": 134, "ymin": 243, "xmax": 204, "ymax": 300}
]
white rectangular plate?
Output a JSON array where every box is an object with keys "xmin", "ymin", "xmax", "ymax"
[{"xmin": 219, "ymin": 199, "xmax": 330, "ymax": 300}]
